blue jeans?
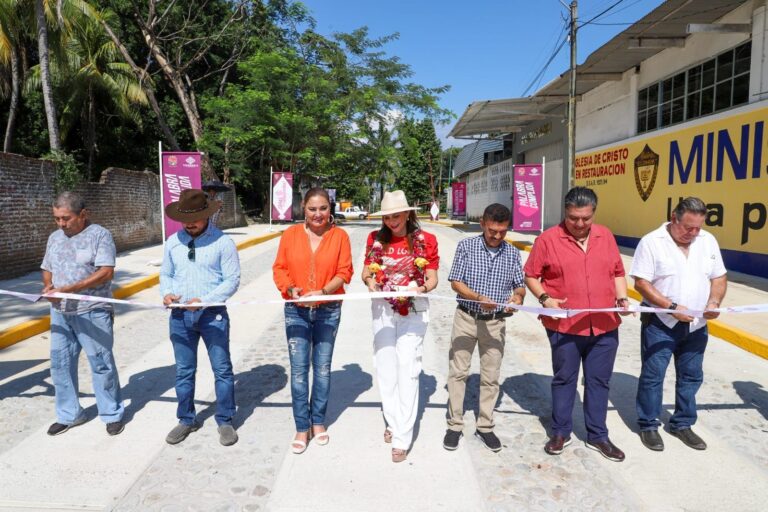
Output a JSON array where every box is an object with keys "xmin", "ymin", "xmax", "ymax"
[
  {"xmin": 636, "ymin": 315, "xmax": 708, "ymax": 432},
  {"xmin": 547, "ymin": 329, "xmax": 619, "ymax": 443},
  {"xmin": 169, "ymin": 307, "xmax": 235, "ymax": 426},
  {"xmin": 50, "ymin": 308, "xmax": 124, "ymax": 424},
  {"xmin": 284, "ymin": 303, "xmax": 341, "ymax": 432}
]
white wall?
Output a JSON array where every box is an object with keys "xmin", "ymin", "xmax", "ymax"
[{"xmin": 576, "ymin": 1, "xmax": 758, "ymax": 151}]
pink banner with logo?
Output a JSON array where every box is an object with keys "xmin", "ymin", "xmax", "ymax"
[
  {"xmin": 452, "ymin": 182, "xmax": 466, "ymax": 217},
  {"xmin": 161, "ymin": 152, "xmax": 202, "ymax": 240},
  {"xmin": 513, "ymin": 164, "xmax": 544, "ymax": 231},
  {"xmin": 272, "ymin": 172, "xmax": 293, "ymax": 221}
]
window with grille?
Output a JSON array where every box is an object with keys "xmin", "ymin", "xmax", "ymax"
[{"xmin": 637, "ymin": 41, "xmax": 751, "ymax": 134}]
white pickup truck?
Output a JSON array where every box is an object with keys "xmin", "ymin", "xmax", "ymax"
[{"xmin": 335, "ymin": 206, "xmax": 369, "ymax": 220}]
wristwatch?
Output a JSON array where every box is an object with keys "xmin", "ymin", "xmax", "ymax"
[
  {"xmin": 538, "ymin": 293, "xmax": 550, "ymax": 305},
  {"xmin": 668, "ymin": 302, "xmax": 678, "ymax": 311}
]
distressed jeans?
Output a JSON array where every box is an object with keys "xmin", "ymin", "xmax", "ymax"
[
  {"xmin": 169, "ymin": 307, "xmax": 235, "ymax": 426},
  {"xmin": 284, "ymin": 302, "xmax": 342, "ymax": 432},
  {"xmin": 50, "ymin": 308, "xmax": 124, "ymax": 424}
]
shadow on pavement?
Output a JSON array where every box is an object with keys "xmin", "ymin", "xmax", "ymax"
[
  {"xmin": 121, "ymin": 364, "xmax": 177, "ymax": 424},
  {"xmin": 326, "ymin": 363, "xmax": 373, "ymax": 427},
  {"xmin": 0, "ymin": 366, "xmax": 54, "ymax": 400},
  {"xmin": 412, "ymin": 372, "xmax": 437, "ymax": 444},
  {"xmin": 733, "ymin": 380, "xmax": 768, "ymax": 420},
  {"xmin": 500, "ymin": 373, "xmax": 552, "ymax": 433},
  {"xmin": 0, "ymin": 359, "xmax": 48, "ymax": 382},
  {"xmin": 191, "ymin": 364, "xmax": 289, "ymax": 428}
]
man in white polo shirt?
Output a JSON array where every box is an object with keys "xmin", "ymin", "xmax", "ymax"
[{"xmin": 630, "ymin": 197, "xmax": 727, "ymax": 452}]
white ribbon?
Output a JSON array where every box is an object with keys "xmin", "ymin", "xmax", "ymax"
[{"xmin": 1, "ymin": 288, "xmax": 760, "ymax": 318}]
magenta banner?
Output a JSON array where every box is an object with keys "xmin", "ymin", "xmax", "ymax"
[
  {"xmin": 161, "ymin": 152, "xmax": 202, "ymax": 240},
  {"xmin": 452, "ymin": 182, "xmax": 466, "ymax": 217},
  {"xmin": 272, "ymin": 172, "xmax": 293, "ymax": 221},
  {"xmin": 513, "ymin": 164, "xmax": 544, "ymax": 231}
]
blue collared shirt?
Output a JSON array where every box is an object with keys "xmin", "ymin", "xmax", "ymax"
[
  {"xmin": 448, "ymin": 234, "xmax": 524, "ymax": 313},
  {"xmin": 159, "ymin": 223, "xmax": 240, "ymax": 304}
]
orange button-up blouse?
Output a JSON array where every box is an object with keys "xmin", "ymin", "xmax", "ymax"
[{"xmin": 272, "ymin": 223, "xmax": 354, "ymax": 299}]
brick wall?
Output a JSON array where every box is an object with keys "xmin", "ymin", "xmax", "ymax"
[{"xmin": 0, "ymin": 153, "xmax": 246, "ymax": 279}]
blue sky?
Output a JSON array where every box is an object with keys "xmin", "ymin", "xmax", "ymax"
[{"xmin": 298, "ymin": 0, "xmax": 665, "ymax": 147}]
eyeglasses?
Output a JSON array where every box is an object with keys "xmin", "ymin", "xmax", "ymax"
[{"xmin": 187, "ymin": 239, "xmax": 195, "ymax": 261}]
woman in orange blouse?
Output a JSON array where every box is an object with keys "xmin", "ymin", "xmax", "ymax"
[{"xmin": 272, "ymin": 188, "xmax": 353, "ymax": 454}]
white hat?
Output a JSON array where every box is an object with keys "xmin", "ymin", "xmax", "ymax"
[{"xmin": 371, "ymin": 190, "xmax": 420, "ymax": 216}]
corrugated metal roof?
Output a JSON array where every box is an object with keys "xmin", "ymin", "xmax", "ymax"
[
  {"xmin": 537, "ymin": 0, "xmax": 746, "ymax": 98},
  {"xmin": 452, "ymin": 140, "xmax": 503, "ymax": 178},
  {"xmin": 449, "ymin": 0, "xmax": 747, "ymax": 138}
]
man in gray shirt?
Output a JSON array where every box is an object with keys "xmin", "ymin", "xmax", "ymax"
[{"xmin": 41, "ymin": 192, "xmax": 124, "ymax": 436}]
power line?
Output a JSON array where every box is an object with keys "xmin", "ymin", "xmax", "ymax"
[
  {"xmin": 579, "ymin": 0, "xmax": 626, "ymax": 28},
  {"xmin": 521, "ymin": 19, "xmax": 570, "ymax": 96}
]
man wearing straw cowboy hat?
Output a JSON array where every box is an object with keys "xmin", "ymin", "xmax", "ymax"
[{"xmin": 160, "ymin": 189, "xmax": 241, "ymax": 446}]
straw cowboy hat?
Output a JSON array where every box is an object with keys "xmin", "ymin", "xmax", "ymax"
[
  {"xmin": 165, "ymin": 189, "xmax": 221, "ymax": 222},
  {"xmin": 371, "ymin": 190, "xmax": 420, "ymax": 216}
]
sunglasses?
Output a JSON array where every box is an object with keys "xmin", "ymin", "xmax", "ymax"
[{"xmin": 187, "ymin": 239, "xmax": 195, "ymax": 261}]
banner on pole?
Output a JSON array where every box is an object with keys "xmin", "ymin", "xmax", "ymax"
[
  {"xmin": 161, "ymin": 152, "xmax": 202, "ymax": 240},
  {"xmin": 451, "ymin": 183, "xmax": 466, "ymax": 217},
  {"xmin": 272, "ymin": 172, "xmax": 293, "ymax": 221},
  {"xmin": 512, "ymin": 164, "xmax": 544, "ymax": 231}
]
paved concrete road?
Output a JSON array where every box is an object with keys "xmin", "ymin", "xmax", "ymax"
[{"xmin": 0, "ymin": 223, "xmax": 767, "ymax": 511}]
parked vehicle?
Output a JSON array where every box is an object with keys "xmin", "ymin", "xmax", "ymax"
[{"xmin": 335, "ymin": 205, "xmax": 369, "ymax": 220}]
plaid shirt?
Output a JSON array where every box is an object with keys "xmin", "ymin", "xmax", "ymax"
[{"xmin": 448, "ymin": 235, "xmax": 525, "ymax": 314}]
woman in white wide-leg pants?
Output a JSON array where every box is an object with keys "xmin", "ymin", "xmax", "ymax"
[{"xmin": 362, "ymin": 190, "xmax": 439, "ymax": 463}]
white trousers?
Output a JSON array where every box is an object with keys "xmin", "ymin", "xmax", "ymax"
[{"xmin": 371, "ymin": 298, "xmax": 428, "ymax": 450}]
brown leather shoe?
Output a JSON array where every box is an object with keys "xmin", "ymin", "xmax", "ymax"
[
  {"xmin": 586, "ymin": 439, "xmax": 625, "ymax": 462},
  {"xmin": 544, "ymin": 435, "xmax": 572, "ymax": 455}
]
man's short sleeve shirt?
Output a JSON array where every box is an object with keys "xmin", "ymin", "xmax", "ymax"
[
  {"xmin": 448, "ymin": 235, "xmax": 524, "ymax": 313},
  {"xmin": 41, "ymin": 223, "xmax": 116, "ymax": 314},
  {"xmin": 630, "ymin": 222, "xmax": 726, "ymax": 332}
]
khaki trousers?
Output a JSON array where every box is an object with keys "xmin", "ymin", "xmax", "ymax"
[{"xmin": 447, "ymin": 308, "xmax": 505, "ymax": 433}]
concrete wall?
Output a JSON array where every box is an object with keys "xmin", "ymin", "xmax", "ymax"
[{"xmin": 0, "ymin": 152, "xmax": 246, "ymax": 279}]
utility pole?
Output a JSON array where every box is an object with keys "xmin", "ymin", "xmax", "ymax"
[{"xmin": 567, "ymin": 0, "xmax": 578, "ymax": 188}]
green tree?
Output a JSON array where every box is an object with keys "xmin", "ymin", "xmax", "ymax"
[{"xmin": 395, "ymin": 117, "xmax": 442, "ymax": 206}]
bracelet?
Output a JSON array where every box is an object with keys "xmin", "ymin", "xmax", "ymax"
[
  {"xmin": 668, "ymin": 302, "xmax": 678, "ymax": 310},
  {"xmin": 538, "ymin": 293, "xmax": 550, "ymax": 305},
  {"xmin": 707, "ymin": 299, "xmax": 720, "ymax": 306}
]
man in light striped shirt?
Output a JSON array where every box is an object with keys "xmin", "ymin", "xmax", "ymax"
[{"xmin": 160, "ymin": 189, "xmax": 241, "ymax": 447}]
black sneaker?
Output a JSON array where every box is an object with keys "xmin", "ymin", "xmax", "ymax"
[
  {"xmin": 106, "ymin": 421, "xmax": 125, "ymax": 436},
  {"xmin": 47, "ymin": 417, "xmax": 86, "ymax": 436},
  {"xmin": 443, "ymin": 430, "xmax": 463, "ymax": 451},
  {"xmin": 474, "ymin": 430, "xmax": 502, "ymax": 452}
]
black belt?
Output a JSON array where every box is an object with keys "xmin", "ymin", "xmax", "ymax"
[{"xmin": 458, "ymin": 304, "xmax": 512, "ymax": 321}]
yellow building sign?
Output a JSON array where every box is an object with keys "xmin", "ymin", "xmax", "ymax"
[{"xmin": 575, "ymin": 104, "xmax": 768, "ymax": 274}]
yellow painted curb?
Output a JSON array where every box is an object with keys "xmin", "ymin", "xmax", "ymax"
[
  {"xmin": 235, "ymin": 231, "xmax": 282, "ymax": 250},
  {"xmin": 0, "ymin": 317, "xmax": 51, "ymax": 350},
  {"xmin": 0, "ymin": 230, "xmax": 283, "ymax": 350}
]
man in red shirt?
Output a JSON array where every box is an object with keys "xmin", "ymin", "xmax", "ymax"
[{"xmin": 524, "ymin": 187, "xmax": 630, "ymax": 462}]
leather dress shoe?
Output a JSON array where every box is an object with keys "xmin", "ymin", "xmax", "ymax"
[
  {"xmin": 544, "ymin": 435, "xmax": 572, "ymax": 455},
  {"xmin": 639, "ymin": 430, "xmax": 664, "ymax": 451},
  {"xmin": 586, "ymin": 439, "xmax": 625, "ymax": 462},
  {"xmin": 671, "ymin": 428, "xmax": 707, "ymax": 450}
]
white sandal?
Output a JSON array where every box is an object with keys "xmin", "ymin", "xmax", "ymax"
[
  {"xmin": 291, "ymin": 438, "xmax": 308, "ymax": 454},
  {"xmin": 313, "ymin": 431, "xmax": 330, "ymax": 446}
]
